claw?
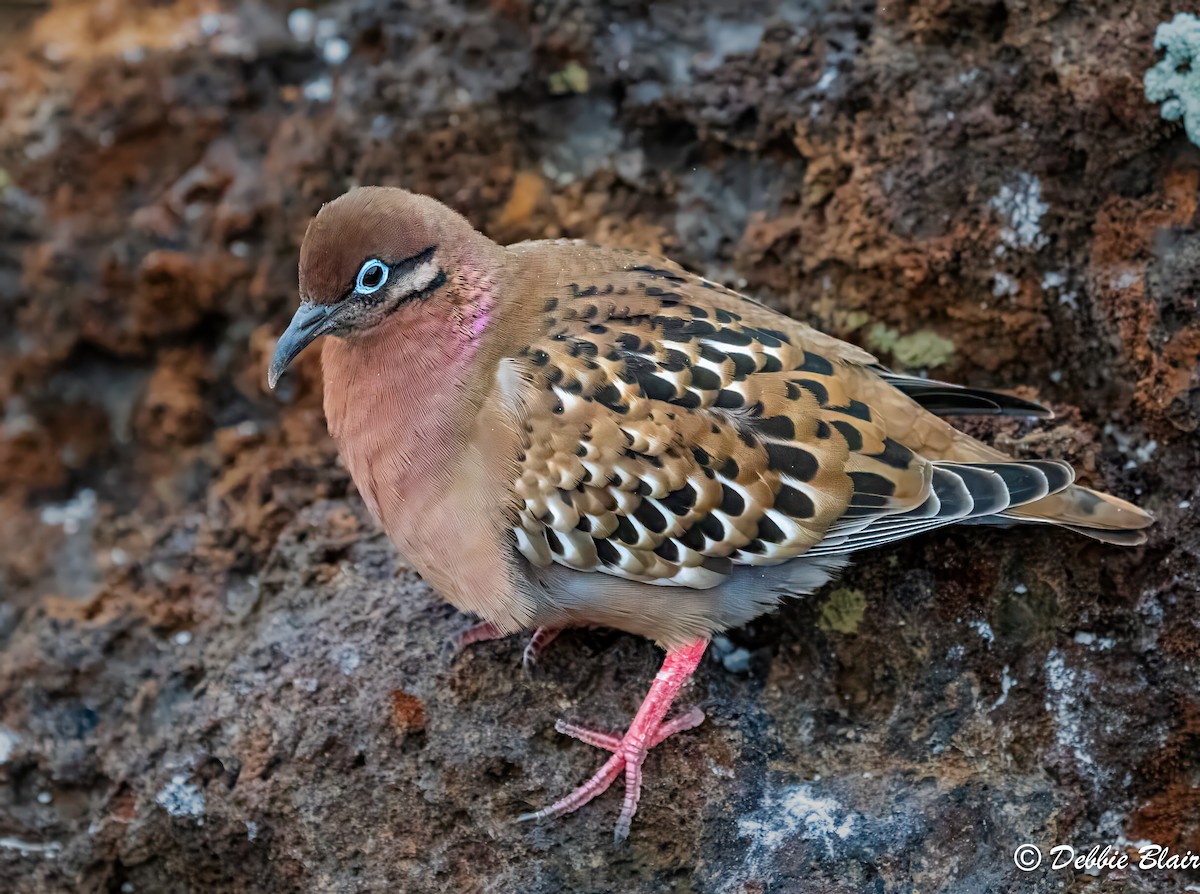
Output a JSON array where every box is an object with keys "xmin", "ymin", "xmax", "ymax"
[
  {"xmin": 453, "ymin": 623, "xmax": 563, "ymax": 666},
  {"xmin": 518, "ymin": 638, "xmax": 708, "ymax": 842}
]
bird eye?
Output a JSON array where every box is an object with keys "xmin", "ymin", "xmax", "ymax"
[{"xmin": 355, "ymin": 259, "xmax": 388, "ymax": 294}]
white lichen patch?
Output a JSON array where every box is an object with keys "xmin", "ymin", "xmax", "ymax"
[
  {"xmin": 0, "ymin": 728, "xmax": 18, "ymax": 763},
  {"xmin": 708, "ymin": 759, "xmax": 735, "ymax": 779},
  {"xmin": 0, "ymin": 836, "xmax": 63, "ymax": 858},
  {"xmin": 991, "ymin": 665, "xmax": 1016, "ymax": 709},
  {"xmin": 1109, "ymin": 267, "xmax": 1140, "ymax": 290},
  {"xmin": 39, "ymin": 488, "xmax": 97, "ymax": 535},
  {"xmin": 303, "ymin": 75, "xmax": 333, "ymax": 102},
  {"xmin": 322, "ymin": 37, "xmax": 349, "ymax": 66},
  {"xmin": 286, "ymin": 9, "xmax": 316, "ymax": 42},
  {"xmin": 1040, "ymin": 270, "xmax": 1079, "ymax": 307},
  {"xmin": 156, "ymin": 774, "xmax": 205, "ymax": 819},
  {"xmin": 991, "ymin": 271, "xmax": 1019, "ymax": 298},
  {"xmin": 1145, "ymin": 13, "xmax": 1200, "ymax": 147},
  {"xmin": 698, "ymin": 19, "xmax": 765, "ymax": 71},
  {"xmin": 968, "ymin": 619, "xmax": 995, "ymax": 644},
  {"xmin": 1103, "ymin": 423, "xmax": 1157, "ymax": 470},
  {"xmin": 1044, "ymin": 649, "xmax": 1099, "ymax": 781},
  {"xmin": 990, "ymin": 172, "xmax": 1048, "ymax": 251},
  {"xmin": 1074, "ymin": 632, "xmax": 1116, "ymax": 650},
  {"xmin": 738, "ymin": 784, "xmax": 858, "ymax": 859},
  {"xmin": 330, "ymin": 643, "xmax": 360, "ymax": 676}
]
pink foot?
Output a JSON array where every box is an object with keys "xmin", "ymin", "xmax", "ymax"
[
  {"xmin": 555, "ymin": 706, "xmax": 706, "ymax": 753},
  {"xmin": 453, "ymin": 620, "xmax": 505, "ymax": 652},
  {"xmin": 518, "ymin": 638, "xmax": 708, "ymax": 843},
  {"xmin": 454, "ymin": 622, "xmax": 562, "ymax": 668},
  {"xmin": 522, "ymin": 626, "xmax": 562, "ymax": 667}
]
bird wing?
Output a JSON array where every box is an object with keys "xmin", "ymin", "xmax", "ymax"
[
  {"xmin": 503, "ymin": 252, "xmax": 1031, "ymax": 590},
  {"xmin": 870, "ymin": 368, "xmax": 1052, "ymax": 418}
]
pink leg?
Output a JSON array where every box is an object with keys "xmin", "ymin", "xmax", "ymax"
[
  {"xmin": 454, "ymin": 622, "xmax": 562, "ymax": 667},
  {"xmin": 518, "ymin": 638, "xmax": 708, "ymax": 843}
]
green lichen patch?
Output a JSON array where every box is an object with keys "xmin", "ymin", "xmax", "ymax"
[
  {"xmin": 866, "ymin": 323, "xmax": 956, "ymax": 369},
  {"xmin": 818, "ymin": 587, "xmax": 867, "ymax": 635},
  {"xmin": 548, "ymin": 61, "xmax": 589, "ymax": 95}
]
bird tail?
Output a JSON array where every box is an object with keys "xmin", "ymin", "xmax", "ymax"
[
  {"xmin": 917, "ymin": 459, "xmax": 1153, "ymax": 546},
  {"xmin": 947, "ymin": 456, "xmax": 1154, "ymax": 545},
  {"xmin": 997, "ymin": 485, "xmax": 1155, "ymax": 545},
  {"xmin": 805, "ymin": 455, "xmax": 1153, "ymax": 558}
]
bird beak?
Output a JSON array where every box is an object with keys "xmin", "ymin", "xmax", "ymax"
[{"xmin": 268, "ymin": 302, "xmax": 333, "ymax": 389}]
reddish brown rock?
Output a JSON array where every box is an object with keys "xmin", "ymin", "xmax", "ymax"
[{"xmin": 0, "ymin": 0, "xmax": 1195, "ymax": 891}]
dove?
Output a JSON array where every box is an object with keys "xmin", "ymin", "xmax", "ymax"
[{"xmin": 268, "ymin": 186, "xmax": 1152, "ymax": 842}]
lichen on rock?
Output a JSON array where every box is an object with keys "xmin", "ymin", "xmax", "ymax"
[{"xmin": 1145, "ymin": 13, "xmax": 1200, "ymax": 147}]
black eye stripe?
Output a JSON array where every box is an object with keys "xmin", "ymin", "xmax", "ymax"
[
  {"xmin": 395, "ymin": 245, "xmax": 436, "ymax": 272},
  {"xmin": 378, "ymin": 245, "xmax": 437, "ymax": 283},
  {"xmin": 340, "ymin": 245, "xmax": 438, "ymax": 304}
]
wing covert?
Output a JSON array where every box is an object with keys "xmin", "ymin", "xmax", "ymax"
[{"xmin": 505, "ymin": 258, "xmax": 933, "ymax": 588}]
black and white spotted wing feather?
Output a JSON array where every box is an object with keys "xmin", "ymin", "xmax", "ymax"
[{"xmin": 504, "ymin": 251, "xmax": 1104, "ymax": 592}]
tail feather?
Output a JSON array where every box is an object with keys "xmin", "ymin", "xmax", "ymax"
[
  {"xmin": 808, "ymin": 458, "xmax": 1080, "ymax": 557},
  {"xmin": 1005, "ymin": 485, "xmax": 1155, "ymax": 545},
  {"xmin": 851, "ymin": 365, "xmax": 1152, "ymax": 549},
  {"xmin": 966, "ymin": 459, "xmax": 1074, "ymax": 505},
  {"xmin": 1059, "ymin": 524, "xmax": 1150, "ymax": 546},
  {"xmin": 934, "ymin": 464, "xmax": 1011, "ymax": 516}
]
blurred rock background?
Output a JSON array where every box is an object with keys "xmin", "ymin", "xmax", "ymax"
[{"xmin": 0, "ymin": 0, "xmax": 1196, "ymax": 891}]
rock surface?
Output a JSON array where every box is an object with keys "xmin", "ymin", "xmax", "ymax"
[{"xmin": 0, "ymin": 1, "xmax": 1197, "ymax": 891}]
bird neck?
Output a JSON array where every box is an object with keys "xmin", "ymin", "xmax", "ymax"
[{"xmin": 320, "ymin": 265, "xmax": 507, "ymax": 514}]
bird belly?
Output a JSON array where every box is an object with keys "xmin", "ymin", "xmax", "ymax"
[
  {"xmin": 527, "ymin": 555, "xmax": 846, "ymax": 649},
  {"xmin": 341, "ymin": 437, "xmax": 537, "ymax": 633}
]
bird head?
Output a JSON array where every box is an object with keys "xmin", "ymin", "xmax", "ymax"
[{"xmin": 269, "ymin": 186, "xmax": 498, "ymax": 389}]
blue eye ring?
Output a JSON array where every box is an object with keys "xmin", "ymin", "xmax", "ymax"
[{"xmin": 355, "ymin": 258, "xmax": 389, "ymax": 294}]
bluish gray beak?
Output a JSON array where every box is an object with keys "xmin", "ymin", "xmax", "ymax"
[{"xmin": 268, "ymin": 302, "xmax": 333, "ymax": 389}]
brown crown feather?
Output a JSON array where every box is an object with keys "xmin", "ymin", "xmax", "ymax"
[{"xmin": 298, "ymin": 187, "xmax": 497, "ymax": 305}]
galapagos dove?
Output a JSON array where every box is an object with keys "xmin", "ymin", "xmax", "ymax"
[{"xmin": 268, "ymin": 186, "xmax": 1153, "ymax": 842}]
